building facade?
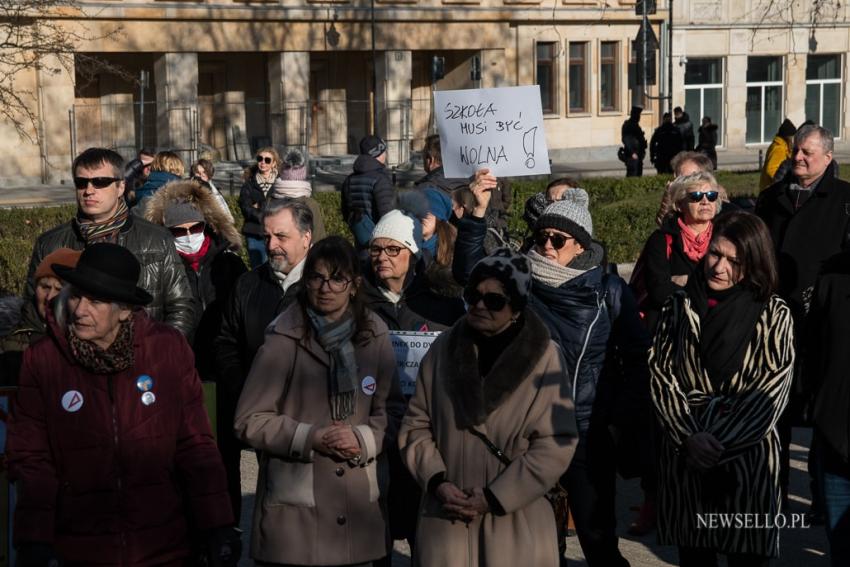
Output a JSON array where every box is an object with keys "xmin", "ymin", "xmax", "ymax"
[{"xmin": 2, "ymin": 0, "xmax": 848, "ymax": 186}]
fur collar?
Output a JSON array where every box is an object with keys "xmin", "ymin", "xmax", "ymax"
[{"xmin": 446, "ymin": 308, "xmax": 551, "ymax": 429}]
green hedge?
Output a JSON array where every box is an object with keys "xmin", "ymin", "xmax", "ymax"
[{"xmin": 0, "ymin": 170, "xmax": 772, "ymax": 295}]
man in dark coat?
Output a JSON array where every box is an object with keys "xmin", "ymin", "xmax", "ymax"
[
  {"xmin": 24, "ymin": 147, "xmax": 196, "ymax": 335},
  {"xmin": 341, "ymin": 135, "xmax": 397, "ymax": 251},
  {"xmin": 650, "ymin": 113, "xmax": 684, "ymax": 174},
  {"xmin": 215, "ymin": 198, "xmax": 314, "ymax": 519},
  {"xmin": 673, "ymin": 106, "xmax": 695, "ymax": 151},
  {"xmin": 621, "ymin": 106, "xmax": 647, "ymax": 177},
  {"xmin": 756, "ymin": 124, "xmax": 850, "ymax": 508}
]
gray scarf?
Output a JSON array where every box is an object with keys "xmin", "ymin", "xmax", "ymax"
[
  {"xmin": 527, "ymin": 249, "xmax": 588, "ymax": 288},
  {"xmin": 307, "ymin": 308, "xmax": 358, "ymax": 421}
]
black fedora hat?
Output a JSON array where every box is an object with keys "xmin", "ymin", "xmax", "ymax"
[{"xmin": 53, "ymin": 243, "xmax": 153, "ymax": 306}]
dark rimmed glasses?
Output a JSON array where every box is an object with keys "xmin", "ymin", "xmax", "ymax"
[
  {"xmin": 687, "ymin": 191, "xmax": 719, "ymax": 203},
  {"xmin": 73, "ymin": 176, "xmax": 121, "ymax": 190},
  {"xmin": 534, "ymin": 231, "xmax": 575, "ymax": 250},
  {"xmin": 369, "ymin": 245, "xmax": 404, "ymax": 258},
  {"xmin": 464, "ymin": 289, "xmax": 510, "ymax": 311},
  {"xmin": 305, "ymin": 273, "xmax": 352, "ymax": 292},
  {"xmin": 256, "ymin": 155, "xmax": 273, "ymax": 164},
  {"xmin": 169, "ymin": 222, "xmax": 205, "ymax": 238}
]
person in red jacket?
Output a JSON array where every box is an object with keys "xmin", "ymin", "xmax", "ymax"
[{"xmin": 7, "ymin": 242, "xmax": 240, "ymax": 567}]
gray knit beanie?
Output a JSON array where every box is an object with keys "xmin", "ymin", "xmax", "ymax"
[
  {"xmin": 534, "ymin": 188, "xmax": 593, "ymax": 248},
  {"xmin": 467, "ymin": 248, "xmax": 532, "ymax": 311}
]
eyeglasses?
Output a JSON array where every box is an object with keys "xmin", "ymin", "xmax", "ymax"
[
  {"xmin": 169, "ymin": 222, "xmax": 205, "ymax": 238},
  {"xmin": 687, "ymin": 191, "xmax": 719, "ymax": 203},
  {"xmin": 464, "ymin": 289, "xmax": 510, "ymax": 311},
  {"xmin": 369, "ymin": 245, "xmax": 404, "ymax": 258},
  {"xmin": 73, "ymin": 176, "xmax": 121, "ymax": 190},
  {"xmin": 305, "ymin": 273, "xmax": 352, "ymax": 292},
  {"xmin": 534, "ymin": 231, "xmax": 575, "ymax": 250},
  {"xmin": 256, "ymin": 155, "xmax": 273, "ymax": 164}
]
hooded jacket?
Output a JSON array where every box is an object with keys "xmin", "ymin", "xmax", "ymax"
[{"xmin": 340, "ymin": 155, "xmax": 396, "ymax": 246}]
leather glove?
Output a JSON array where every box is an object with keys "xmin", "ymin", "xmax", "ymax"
[
  {"xmin": 203, "ymin": 526, "xmax": 242, "ymax": 567},
  {"xmin": 17, "ymin": 543, "xmax": 62, "ymax": 567}
]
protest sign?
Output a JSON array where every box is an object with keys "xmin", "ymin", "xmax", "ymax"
[
  {"xmin": 435, "ymin": 85, "xmax": 551, "ymax": 178},
  {"xmin": 389, "ymin": 331, "xmax": 440, "ymax": 396}
]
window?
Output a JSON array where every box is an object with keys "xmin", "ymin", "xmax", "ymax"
[
  {"xmin": 806, "ymin": 54, "xmax": 842, "ymax": 137},
  {"xmin": 536, "ymin": 42, "xmax": 558, "ymax": 115},
  {"xmin": 684, "ymin": 58, "xmax": 724, "ymax": 146},
  {"xmin": 600, "ymin": 41, "xmax": 620, "ymax": 112},
  {"xmin": 746, "ymin": 56, "xmax": 784, "ymax": 144},
  {"xmin": 568, "ymin": 42, "xmax": 588, "ymax": 113}
]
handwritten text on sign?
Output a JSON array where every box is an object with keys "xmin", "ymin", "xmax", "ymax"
[
  {"xmin": 389, "ymin": 331, "xmax": 440, "ymax": 396},
  {"xmin": 435, "ymin": 85, "xmax": 551, "ymax": 178}
]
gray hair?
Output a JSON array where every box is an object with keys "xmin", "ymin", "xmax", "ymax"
[
  {"xmin": 261, "ymin": 198, "xmax": 314, "ymax": 235},
  {"xmin": 670, "ymin": 172, "xmax": 724, "ymax": 216},
  {"xmin": 795, "ymin": 124, "xmax": 834, "ymax": 154},
  {"xmin": 55, "ymin": 285, "xmax": 133, "ymax": 329},
  {"xmin": 670, "ymin": 151, "xmax": 714, "ymax": 175}
]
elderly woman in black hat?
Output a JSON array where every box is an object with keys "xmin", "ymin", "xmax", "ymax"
[
  {"xmin": 400, "ymin": 248, "xmax": 578, "ymax": 567},
  {"xmin": 7, "ymin": 242, "xmax": 240, "ymax": 567}
]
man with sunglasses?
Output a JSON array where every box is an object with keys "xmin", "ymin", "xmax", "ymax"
[
  {"xmin": 24, "ymin": 147, "xmax": 196, "ymax": 335},
  {"xmin": 454, "ymin": 170, "xmax": 649, "ymax": 567}
]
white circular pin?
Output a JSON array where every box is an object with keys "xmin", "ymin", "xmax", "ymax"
[
  {"xmin": 141, "ymin": 391, "xmax": 156, "ymax": 406},
  {"xmin": 361, "ymin": 376, "xmax": 377, "ymax": 396},
  {"xmin": 61, "ymin": 390, "xmax": 84, "ymax": 413}
]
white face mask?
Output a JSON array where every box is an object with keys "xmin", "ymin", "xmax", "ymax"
[{"xmin": 174, "ymin": 232, "xmax": 205, "ymax": 255}]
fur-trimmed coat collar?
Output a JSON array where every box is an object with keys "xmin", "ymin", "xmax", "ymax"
[
  {"xmin": 145, "ymin": 180, "xmax": 242, "ymax": 251},
  {"xmin": 446, "ymin": 308, "xmax": 552, "ymax": 429}
]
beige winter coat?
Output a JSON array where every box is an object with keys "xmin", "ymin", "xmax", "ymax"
[
  {"xmin": 399, "ymin": 310, "xmax": 579, "ymax": 567},
  {"xmin": 234, "ymin": 304, "xmax": 403, "ymax": 565}
]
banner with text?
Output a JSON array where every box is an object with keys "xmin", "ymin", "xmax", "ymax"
[
  {"xmin": 389, "ymin": 331, "xmax": 441, "ymax": 396},
  {"xmin": 435, "ymin": 85, "xmax": 551, "ymax": 178}
]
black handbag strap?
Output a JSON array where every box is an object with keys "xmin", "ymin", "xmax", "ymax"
[{"xmin": 468, "ymin": 428, "xmax": 511, "ymax": 467}]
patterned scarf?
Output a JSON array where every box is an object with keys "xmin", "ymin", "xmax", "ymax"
[
  {"xmin": 68, "ymin": 318, "xmax": 135, "ymax": 374},
  {"xmin": 307, "ymin": 308, "xmax": 358, "ymax": 421},
  {"xmin": 256, "ymin": 170, "xmax": 278, "ymax": 198},
  {"xmin": 677, "ymin": 218, "xmax": 713, "ymax": 263},
  {"xmin": 75, "ymin": 198, "xmax": 130, "ymax": 244},
  {"xmin": 527, "ymin": 249, "xmax": 587, "ymax": 288}
]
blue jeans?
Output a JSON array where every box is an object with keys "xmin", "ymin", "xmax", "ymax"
[
  {"xmin": 246, "ymin": 235, "xmax": 267, "ymax": 269},
  {"xmin": 816, "ymin": 432, "xmax": 850, "ymax": 566}
]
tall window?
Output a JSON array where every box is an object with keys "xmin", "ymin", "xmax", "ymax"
[
  {"xmin": 684, "ymin": 58, "xmax": 724, "ymax": 146},
  {"xmin": 746, "ymin": 56, "xmax": 784, "ymax": 144},
  {"xmin": 568, "ymin": 42, "xmax": 588, "ymax": 113},
  {"xmin": 806, "ymin": 54, "xmax": 842, "ymax": 138},
  {"xmin": 600, "ymin": 41, "xmax": 620, "ymax": 112},
  {"xmin": 536, "ymin": 42, "xmax": 557, "ymax": 115}
]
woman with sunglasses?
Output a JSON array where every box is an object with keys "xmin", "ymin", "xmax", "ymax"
[
  {"xmin": 235, "ymin": 236, "xmax": 403, "ymax": 567},
  {"xmin": 650, "ymin": 212, "xmax": 794, "ymax": 567},
  {"xmin": 399, "ymin": 248, "xmax": 578, "ymax": 567},
  {"xmin": 639, "ymin": 171, "xmax": 723, "ymax": 333},
  {"xmin": 239, "ymin": 147, "xmax": 281, "ymax": 268},
  {"xmin": 146, "ymin": 180, "xmax": 246, "ymax": 381}
]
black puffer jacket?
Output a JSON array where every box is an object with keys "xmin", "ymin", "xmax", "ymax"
[
  {"xmin": 25, "ymin": 216, "xmax": 196, "ymax": 335},
  {"xmin": 340, "ymin": 155, "xmax": 396, "ymax": 246},
  {"xmin": 675, "ymin": 112, "xmax": 696, "ymax": 151}
]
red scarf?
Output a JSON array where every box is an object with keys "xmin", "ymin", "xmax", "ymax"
[
  {"xmin": 177, "ymin": 234, "xmax": 211, "ymax": 272},
  {"xmin": 677, "ymin": 218, "xmax": 713, "ymax": 263}
]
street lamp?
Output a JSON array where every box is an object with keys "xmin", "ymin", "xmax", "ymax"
[{"xmin": 371, "ymin": 0, "xmax": 379, "ymax": 134}]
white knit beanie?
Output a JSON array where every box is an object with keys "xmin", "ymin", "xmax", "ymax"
[{"xmin": 371, "ymin": 209, "xmax": 419, "ymax": 254}]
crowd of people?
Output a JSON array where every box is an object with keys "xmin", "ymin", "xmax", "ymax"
[{"xmin": 0, "ymin": 118, "xmax": 847, "ymax": 567}]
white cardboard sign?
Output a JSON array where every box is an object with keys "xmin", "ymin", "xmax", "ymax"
[
  {"xmin": 389, "ymin": 331, "xmax": 441, "ymax": 396},
  {"xmin": 435, "ymin": 85, "xmax": 551, "ymax": 178}
]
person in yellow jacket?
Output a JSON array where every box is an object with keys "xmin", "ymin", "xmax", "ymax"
[{"xmin": 759, "ymin": 119, "xmax": 796, "ymax": 190}]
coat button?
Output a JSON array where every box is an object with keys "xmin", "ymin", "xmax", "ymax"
[
  {"xmin": 336, "ymin": 467, "xmax": 345, "ymax": 477},
  {"xmin": 337, "ymin": 515, "xmax": 346, "ymax": 525}
]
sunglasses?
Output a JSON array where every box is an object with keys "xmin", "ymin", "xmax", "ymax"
[
  {"xmin": 73, "ymin": 176, "xmax": 121, "ymax": 190},
  {"xmin": 534, "ymin": 231, "xmax": 575, "ymax": 250},
  {"xmin": 369, "ymin": 245, "xmax": 404, "ymax": 258},
  {"xmin": 464, "ymin": 289, "xmax": 510, "ymax": 311},
  {"xmin": 169, "ymin": 222, "xmax": 205, "ymax": 238},
  {"xmin": 256, "ymin": 155, "xmax": 273, "ymax": 164},
  {"xmin": 687, "ymin": 191, "xmax": 719, "ymax": 203}
]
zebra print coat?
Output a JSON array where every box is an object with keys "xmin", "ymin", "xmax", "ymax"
[{"xmin": 649, "ymin": 292, "xmax": 794, "ymax": 557}]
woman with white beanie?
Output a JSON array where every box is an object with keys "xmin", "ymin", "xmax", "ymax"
[{"xmin": 453, "ymin": 170, "xmax": 651, "ymax": 567}]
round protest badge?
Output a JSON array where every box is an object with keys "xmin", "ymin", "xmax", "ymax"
[
  {"xmin": 61, "ymin": 390, "xmax": 84, "ymax": 413},
  {"xmin": 141, "ymin": 391, "xmax": 156, "ymax": 406},
  {"xmin": 361, "ymin": 376, "xmax": 377, "ymax": 396},
  {"xmin": 136, "ymin": 374, "xmax": 154, "ymax": 392}
]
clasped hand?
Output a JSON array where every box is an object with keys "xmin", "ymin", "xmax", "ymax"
[
  {"xmin": 436, "ymin": 482, "xmax": 490, "ymax": 521},
  {"xmin": 312, "ymin": 422, "xmax": 362, "ymax": 460},
  {"xmin": 685, "ymin": 432, "xmax": 725, "ymax": 471}
]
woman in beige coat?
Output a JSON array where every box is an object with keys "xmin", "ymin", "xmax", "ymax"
[
  {"xmin": 235, "ymin": 235, "xmax": 403, "ymax": 566},
  {"xmin": 399, "ymin": 248, "xmax": 579, "ymax": 567}
]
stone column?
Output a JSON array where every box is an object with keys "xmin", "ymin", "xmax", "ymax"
[
  {"xmin": 480, "ymin": 49, "xmax": 508, "ymax": 88},
  {"xmin": 268, "ymin": 52, "xmax": 310, "ymax": 152},
  {"xmin": 39, "ymin": 54, "xmax": 76, "ymax": 184},
  {"xmin": 725, "ymin": 54, "xmax": 748, "ymax": 150},
  {"xmin": 376, "ymin": 50, "xmax": 412, "ymax": 165},
  {"xmin": 154, "ymin": 52, "xmax": 198, "ymax": 163},
  {"xmin": 785, "ymin": 52, "xmax": 807, "ymax": 128}
]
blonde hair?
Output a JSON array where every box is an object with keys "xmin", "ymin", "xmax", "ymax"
[
  {"xmin": 151, "ymin": 151, "xmax": 185, "ymax": 177},
  {"xmin": 255, "ymin": 146, "xmax": 281, "ymax": 169},
  {"xmin": 669, "ymin": 172, "xmax": 724, "ymax": 217}
]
